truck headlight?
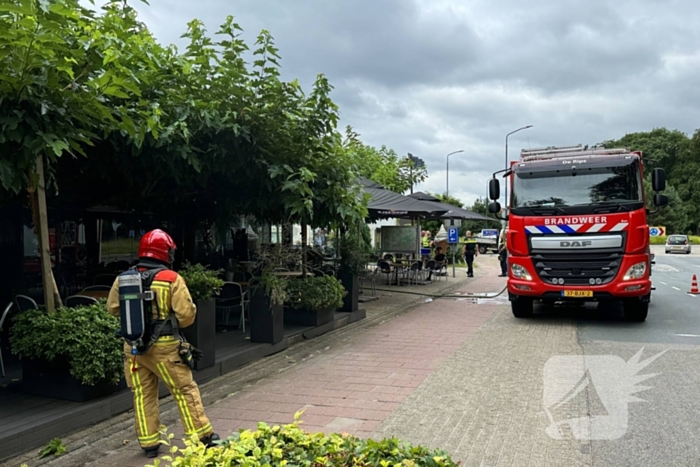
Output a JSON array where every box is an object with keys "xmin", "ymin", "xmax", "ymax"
[
  {"xmin": 623, "ymin": 262, "xmax": 647, "ymax": 280},
  {"xmin": 511, "ymin": 264, "xmax": 531, "ymax": 281}
]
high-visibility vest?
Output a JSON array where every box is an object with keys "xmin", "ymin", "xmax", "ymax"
[
  {"xmin": 464, "ymin": 237, "xmax": 477, "ymax": 253},
  {"xmin": 422, "ymin": 236, "xmax": 430, "ymax": 247}
]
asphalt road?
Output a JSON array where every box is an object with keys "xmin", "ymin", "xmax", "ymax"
[{"xmin": 566, "ymin": 245, "xmax": 700, "ymax": 466}]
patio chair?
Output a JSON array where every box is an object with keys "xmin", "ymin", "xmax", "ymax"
[
  {"xmin": 359, "ymin": 267, "xmax": 376, "ymax": 297},
  {"xmin": 215, "ymin": 282, "xmax": 248, "ymax": 333},
  {"xmin": 430, "ymin": 260, "xmax": 447, "ymax": 281},
  {"xmin": 377, "ymin": 260, "xmax": 393, "ymax": 285},
  {"xmin": 1, "ymin": 302, "xmax": 14, "ymax": 377},
  {"xmin": 406, "ymin": 262, "xmax": 422, "ymax": 286},
  {"xmin": 82, "ymin": 285, "xmax": 111, "ymax": 292},
  {"xmin": 66, "ymin": 295, "xmax": 99, "ymax": 307},
  {"xmin": 313, "ymin": 269, "xmax": 325, "ymax": 277},
  {"xmin": 14, "ymin": 294, "xmax": 38, "ymax": 312}
]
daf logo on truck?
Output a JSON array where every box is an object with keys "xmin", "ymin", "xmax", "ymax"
[{"xmin": 560, "ymin": 240, "xmax": 592, "ymax": 247}]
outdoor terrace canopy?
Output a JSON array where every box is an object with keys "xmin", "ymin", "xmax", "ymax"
[
  {"xmin": 408, "ymin": 192, "xmax": 496, "ymax": 221},
  {"xmin": 359, "ymin": 178, "xmax": 449, "ymax": 219}
]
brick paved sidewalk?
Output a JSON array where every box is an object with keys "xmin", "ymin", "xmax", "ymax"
[
  {"xmin": 10, "ymin": 258, "xmax": 506, "ymax": 467},
  {"xmin": 78, "ymin": 261, "xmax": 504, "ymax": 467}
]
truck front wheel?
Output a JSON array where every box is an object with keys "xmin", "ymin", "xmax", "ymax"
[
  {"xmin": 478, "ymin": 245, "xmax": 487, "ymax": 254},
  {"xmin": 512, "ymin": 298, "xmax": 534, "ymax": 318},
  {"xmin": 623, "ymin": 299, "xmax": 648, "ymax": 322}
]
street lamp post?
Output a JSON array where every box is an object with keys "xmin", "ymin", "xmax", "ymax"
[
  {"xmin": 443, "ymin": 149, "xmax": 464, "ymax": 278},
  {"xmin": 445, "ymin": 149, "xmax": 465, "ymax": 199},
  {"xmin": 504, "ymin": 125, "xmax": 533, "ymax": 210}
]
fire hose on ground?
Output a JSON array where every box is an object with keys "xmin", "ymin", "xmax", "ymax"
[{"xmin": 370, "ymin": 283, "xmax": 508, "ymax": 300}]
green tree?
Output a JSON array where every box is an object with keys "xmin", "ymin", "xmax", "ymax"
[
  {"xmin": 344, "ymin": 126, "xmax": 427, "ymax": 193},
  {"xmin": 0, "ymin": 0, "xmax": 167, "ymax": 310},
  {"xmin": 603, "ymin": 128, "xmax": 696, "ymax": 232},
  {"xmin": 422, "ymin": 193, "xmax": 463, "ymax": 235},
  {"xmin": 459, "ymin": 198, "xmax": 501, "ymax": 237},
  {"xmin": 644, "ymin": 175, "xmax": 688, "ymax": 234}
]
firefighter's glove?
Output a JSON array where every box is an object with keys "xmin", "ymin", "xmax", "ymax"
[
  {"xmin": 191, "ymin": 346, "xmax": 204, "ymax": 362},
  {"xmin": 178, "ymin": 342, "xmax": 196, "ymax": 370}
]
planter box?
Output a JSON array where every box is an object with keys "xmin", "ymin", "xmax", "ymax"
[
  {"xmin": 283, "ymin": 305, "xmax": 334, "ymax": 327},
  {"xmin": 338, "ymin": 270, "xmax": 359, "ymax": 312},
  {"xmin": 181, "ymin": 298, "xmax": 216, "ymax": 370},
  {"xmin": 21, "ymin": 358, "xmax": 126, "ymax": 402},
  {"xmin": 249, "ymin": 290, "xmax": 285, "ymax": 344}
]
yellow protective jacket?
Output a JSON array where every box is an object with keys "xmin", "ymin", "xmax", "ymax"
[{"xmin": 107, "ymin": 268, "xmax": 197, "ymax": 333}]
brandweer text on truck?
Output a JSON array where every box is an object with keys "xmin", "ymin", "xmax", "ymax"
[{"xmin": 486, "ymin": 144, "xmax": 668, "ymax": 322}]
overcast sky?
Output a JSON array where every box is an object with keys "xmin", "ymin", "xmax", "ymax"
[{"xmin": 116, "ymin": 0, "xmax": 700, "ymax": 206}]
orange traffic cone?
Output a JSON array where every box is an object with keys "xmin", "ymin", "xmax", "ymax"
[{"xmin": 691, "ymin": 275, "xmax": 699, "ymax": 294}]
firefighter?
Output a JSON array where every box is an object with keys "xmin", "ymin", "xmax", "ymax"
[
  {"xmin": 107, "ymin": 229, "xmax": 219, "ymax": 458},
  {"xmin": 463, "ymin": 230, "xmax": 478, "ymax": 277}
]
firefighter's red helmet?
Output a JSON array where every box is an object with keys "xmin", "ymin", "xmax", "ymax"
[{"xmin": 138, "ymin": 229, "xmax": 176, "ymax": 264}]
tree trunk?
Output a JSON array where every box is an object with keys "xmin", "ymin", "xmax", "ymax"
[
  {"xmin": 301, "ymin": 222, "xmax": 307, "ymax": 278},
  {"xmin": 27, "ymin": 155, "xmax": 62, "ymax": 312},
  {"xmin": 281, "ymin": 223, "xmax": 292, "ymax": 246}
]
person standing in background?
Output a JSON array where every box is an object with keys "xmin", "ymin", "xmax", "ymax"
[
  {"xmin": 498, "ymin": 236, "xmax": 508, "ymax": 277},
  {"xmin": 463, "ymin": 231, "xmax": 478, "ymax": 277}
]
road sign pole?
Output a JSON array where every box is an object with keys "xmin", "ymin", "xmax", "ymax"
[{"xmin": 452, "ymin": 249, "xmax": 456, "ymax": 278}]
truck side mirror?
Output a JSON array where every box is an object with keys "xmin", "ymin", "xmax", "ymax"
[
  {"xmin": 488, "ymin": 178, "xmax": 500, "ymax": 200},
  {"xmin": 488, "ymin": 201, "xmax": 501, "ymax": 214},
  {"xmin": 652, "ymin": 168, "xmax": 666, "ymax": 192},
  {"xmin": 653, "ymin": 193, "xmax": 668, "ymax": 207}
]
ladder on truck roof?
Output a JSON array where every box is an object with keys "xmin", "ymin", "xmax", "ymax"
[{"xmin": 520, "ymin": 144, "xmax": 633, "ymax": 162}]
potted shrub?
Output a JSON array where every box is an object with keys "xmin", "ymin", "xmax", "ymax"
[
  {"xmin": 248, "ymin": 272, "xmax": 288, "ymax": 344},
  {"xmin": 338, "ymin": 223, "xmax": 372, "ymax": 312},
  {"xmin": 178, "ymin": 262, "xmax": 224, "ymax": 370},
  {"xmin": 284, "ymin": 275, "xmax": 346, "ymax": 327},
  {"xmin": 9, "ymin": 301, "xmax": 126, "ymax": 402}
]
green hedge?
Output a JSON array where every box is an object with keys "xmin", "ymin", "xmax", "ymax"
[
  {"xmin": 147, "ymin": 413, "xmax": 458, "ymax": 467},
  {"xmin": 649, "ymin": 235, "xmax": 700, "ymax": 245}
]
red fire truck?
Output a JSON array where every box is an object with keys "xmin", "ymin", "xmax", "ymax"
[{"xmin": 487, "ymin": 144, "xmax": 668, "ymax": 322}]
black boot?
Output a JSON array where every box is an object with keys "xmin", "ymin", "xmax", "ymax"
[
  {"xmin": 144, "ymin": 445, "xmax": 160, "ymax": 458},
  {"xmin": 200, "ymin": 433, "xmax": 221, "ymax": 448}
]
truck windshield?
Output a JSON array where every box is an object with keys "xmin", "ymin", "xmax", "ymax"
[{"xmin": 512, "ymin": 161, "xmax": 642, "ymax": 208}]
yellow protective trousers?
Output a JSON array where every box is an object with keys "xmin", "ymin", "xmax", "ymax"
[{"xmin": 123, "ymin": 339, "xmax": 213, "ymax": 449}]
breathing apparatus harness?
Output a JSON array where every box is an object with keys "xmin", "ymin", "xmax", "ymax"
[{"xmin": 117, "ymin": 262, "xmax": 200, "ymax": 369}]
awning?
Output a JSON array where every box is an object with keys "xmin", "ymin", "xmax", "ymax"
[
  {"xmin": 408, "ymin": 192, "xmax": 496, "ymax": 221},
  {"xmin": 359, "ymin": 179, "xmax": 449, "ymax": 219}
]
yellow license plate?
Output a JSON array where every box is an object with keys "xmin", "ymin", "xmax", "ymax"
[
  {"xmin": 562, "ymin": 290, "xmax": 593, "ymax": 297},
  {"xmin": 673, "ymin": 246, "xmax": 681, "ymax": 249}
]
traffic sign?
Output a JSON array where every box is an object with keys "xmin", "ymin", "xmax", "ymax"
[
  {"xmin": 649, "ymin": 226, "xmax": 666, "ymax": 236},
  {"xmin": 448, "ymin": 227, "xmax": 459, "ymax": 244}
]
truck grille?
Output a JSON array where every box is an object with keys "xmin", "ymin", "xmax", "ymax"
[{"xmin": 531, "ymin": 252, "xmax": 622, "ymax": 286}]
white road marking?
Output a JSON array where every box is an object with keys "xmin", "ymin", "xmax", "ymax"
[
  {"xmin": 653, "ymin": 264, "xmax": 680, "ymax": 272},
  {"xmin": 660, "ymin": 282, "xmax": 668, "ymax": 285},
  {"xmin": 672, "ymin": 286, "xmax": 681, "ymax": 291},
  {"xmin": 676, "ymin": 334, "xmax": 700, "ymax": 337}
]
